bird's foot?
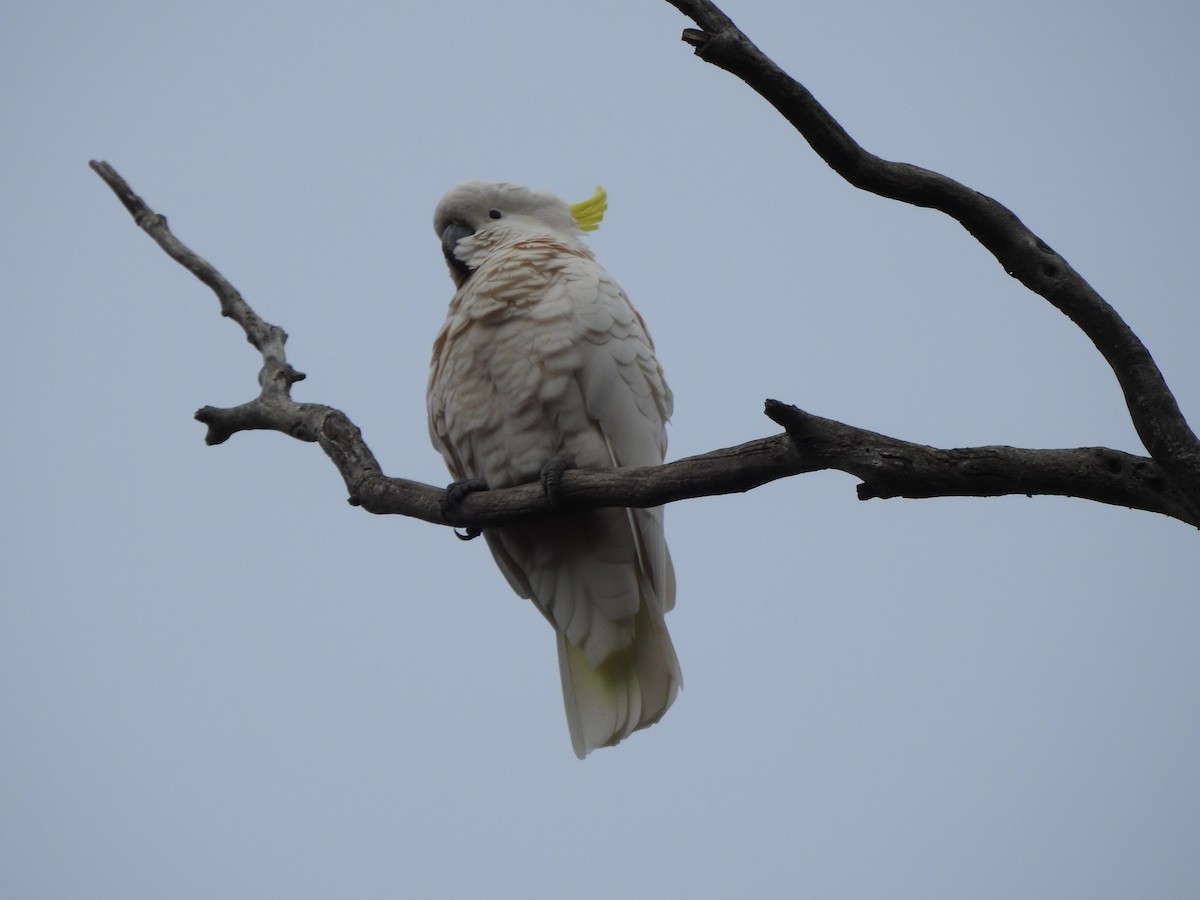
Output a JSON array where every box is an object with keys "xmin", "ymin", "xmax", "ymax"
[
  {"xmin": 539, "ymin": 454, "xmax": 574, "ymax": 507},
  {"xmin": 442, "ymin": 477, "xmax": 488, "ymax": 541}
]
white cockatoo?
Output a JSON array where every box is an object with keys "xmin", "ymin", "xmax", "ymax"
[{"xmin": 427, "ymin": 180, "xmax": 681, "ymax": 758}]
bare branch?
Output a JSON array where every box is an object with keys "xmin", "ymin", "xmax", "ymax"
[
  {"xmin": 88, "ymin": 161, "xmax": 290, "ymax": 363},
  {"xmin": 763, "ymin": 402, "xmax": 1194, "ymax": 522},
  {"xmin": 90, "ymin": 76, "xmax": 1200, "ymax": 538},
  {"xmin": 413, "ymin": 403, "xmax": 1199, "ymax": 529},
  {"xmin": 663, "ymin": 0, "xmax": 1200, "ymax": 500}
]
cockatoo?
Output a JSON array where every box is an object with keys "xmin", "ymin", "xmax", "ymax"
[{"xmin": 427, "ymin": 180, "xmax": 681, "ymax": 758}]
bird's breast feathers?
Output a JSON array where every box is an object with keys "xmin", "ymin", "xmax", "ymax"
[{"xmin": 428, "ymin": 240, "xmax": 670, "ymax": 489}]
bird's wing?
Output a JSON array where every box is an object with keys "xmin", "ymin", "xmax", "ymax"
[{"xmin": 569, "ymin": 260, "xmax": 675, "ymax": 611}]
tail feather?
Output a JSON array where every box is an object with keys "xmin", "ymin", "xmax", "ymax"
[{"xmin": 558, "ymin": 592, "xmax": 682, "ymax": 759}]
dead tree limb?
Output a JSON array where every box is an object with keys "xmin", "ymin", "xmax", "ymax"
[
  {"xmin": 88, "ymin": 2, "xmax": 1200, "ymax": 530},
  {"xmin": 665, "ymin": 0, "xmax": 1200, "ymax": 513}
]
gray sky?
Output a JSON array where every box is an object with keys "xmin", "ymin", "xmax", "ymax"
[{"xmin": 4, "ymin": 1, "xmax": 1199, "ymax": 897}]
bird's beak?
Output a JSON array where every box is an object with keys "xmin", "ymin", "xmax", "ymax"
[
  {"xmin": 441, "ymin": 221, "xmax": 474, "ymax": 265},
  {"xmin": 440, "ymin": 221, "xmax": 475, "ymax": 287}
]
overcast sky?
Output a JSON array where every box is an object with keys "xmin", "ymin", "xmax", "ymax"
[{"xmin": 4, "ymin": 1, "xmax": 1199, "ymax": 897}]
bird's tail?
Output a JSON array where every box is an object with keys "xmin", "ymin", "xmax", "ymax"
[{"xmin": 557, "ymin": 587, "xmax": 682, "ymax": 759}]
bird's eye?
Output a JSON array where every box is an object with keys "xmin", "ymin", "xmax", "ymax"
[{"xmin": 488, "ymin": 209, "xmax": 502, "ymax": 220}]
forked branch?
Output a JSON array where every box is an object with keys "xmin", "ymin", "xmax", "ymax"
[{"xmin": 665, "ymin": 0, "xmax": 1200, "ymax": 505}]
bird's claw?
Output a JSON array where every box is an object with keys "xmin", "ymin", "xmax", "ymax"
[
  {"xmin": 442, "ymin": 477, "xmax": 488, "ymax": 541},
  {"xmin": 540, "ymin": 454, "xmax": 573, "ymax": 507}
]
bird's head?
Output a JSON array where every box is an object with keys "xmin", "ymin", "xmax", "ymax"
[{"xmin": 433, "ymin": 181, "xmax": 607, "ymax": 287}]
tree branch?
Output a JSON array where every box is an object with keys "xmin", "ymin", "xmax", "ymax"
[
  {"xmin": 664, "ymin": 0, "xmax": 1200, "ymax": 504},
  {"xmin": 89, "ymin": 1, "xmax": 1200, "ymax": 536}
]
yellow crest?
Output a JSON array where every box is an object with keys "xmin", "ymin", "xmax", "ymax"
[{"xmin": 569, "ymin": 186, "xmax": 607, "ymax": 232}]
